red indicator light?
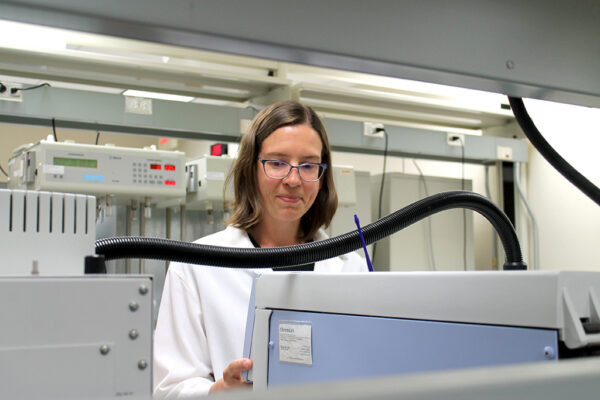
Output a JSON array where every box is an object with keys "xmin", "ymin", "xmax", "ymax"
[
  {"xmin": 211, "ymin": 143, "xmax": 228, "ymax": 156},
  {"xmin": 164, "ymin": 180, "xmax": 176, "ymax": 186},
  {"xmin": 164, "ymin": 165, "xmax": 176, "ymax": 171},
  {"xmin": 150, "ymin": 164, "xmax": 162, "ymax": 170}
]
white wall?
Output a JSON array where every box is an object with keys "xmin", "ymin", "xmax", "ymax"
[{"xmin": 522, "ymin": 99, "xmax": 600, "ymax": 271}]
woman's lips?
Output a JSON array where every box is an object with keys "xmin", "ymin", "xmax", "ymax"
[{"xmin": 277, "ymin": 195, "xmax": 301, "ymax": 203}]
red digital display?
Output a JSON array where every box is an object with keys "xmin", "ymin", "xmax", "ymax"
[
  {"xmin": 164, "ymin": 165, "xmax": 176, "ymax": 171},
  {"xmin": 150, "ymin": 164, "xmax": 162, "ymax": 170},
  {"xmin": 164, "ymin": 180, "xmax": 176, "ymax": 186}
]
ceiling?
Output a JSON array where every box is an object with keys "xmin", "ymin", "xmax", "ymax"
[{"xmin": 0, "ymin": 19, "xmax": 516, "ymax": 135}]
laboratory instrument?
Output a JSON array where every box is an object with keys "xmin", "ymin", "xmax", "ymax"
[
  {"xmin": 159, "ymin": 155, "xmax": 235, "ymax": 211},
  {"xmin": 0, "ymin": 188, "xmax": 95, "ymax": 275},
  {"xmin": 0, "ymin": 275, "xmax": 153, "ymax": 400},
  {"xmin": 243, "ymin": 271, "xmax": 600, "ymax": 389},
  {"xmin": 7, "ymin": 140, "xmax": 186, "ymax": 209}
]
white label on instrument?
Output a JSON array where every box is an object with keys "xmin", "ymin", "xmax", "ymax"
[
  {"xmin": 43, "ymin": 164, "xmax": 64, "ymax": 175},
  {"xmin": 206, "ymin": 171, "xmax": 225, "ymax": 180},
  {"xmin": 278, "ymin": 323, "xmax": 312, "ymax": 365}
]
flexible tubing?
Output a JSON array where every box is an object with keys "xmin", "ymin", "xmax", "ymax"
[
  {"xmin": 508, "ymin": 97, "xmax": 600, "ymax": 207},
  {"xmin": 96, "ymin": 190, "xmax": 526, "ymax": 270},
  {"xmin": 514, "ymin": 163, "xmax": 539, "ymax": 270}
]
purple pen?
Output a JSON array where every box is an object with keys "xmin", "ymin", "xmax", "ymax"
[{"xmin": 354, "ymin": 214, "xmax": 374, "ymax": 272}]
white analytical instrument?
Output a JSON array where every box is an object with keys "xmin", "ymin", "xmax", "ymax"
[{"xmin": 8, "ymin": 140, "xmax": 186, "ymax": 205}]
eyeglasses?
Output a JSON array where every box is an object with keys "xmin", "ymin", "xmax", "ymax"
[{"xmin": 258, "ymin": 158, "xmax": 327, "ymax": 182}]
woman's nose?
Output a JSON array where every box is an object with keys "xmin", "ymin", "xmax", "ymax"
[{"xmin": 283, "ymin": 167, "xmax": 302, "ymax": 186}]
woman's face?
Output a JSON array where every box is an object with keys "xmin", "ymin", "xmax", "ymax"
[{"xmin": 256, "ymin": 124, "xmax": 323, "ymax": 228}]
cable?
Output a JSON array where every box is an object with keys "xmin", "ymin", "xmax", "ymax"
[
  {"xmin": 51, "ymin": 118, "xmax": 58, "ymax": 142},
  {"xmin": 514, "ymin": 162, "xmax": 539, "ymax": 270},
  {"xmin": 96, "ymin": 191, "xmax": 526, "ymax": 270},
  {"xmin": 10, "ymin": 82, "xmax": 51, "ymax": 94},
  {"xmin": 412, "ymin": 159, "xmax": 436, "ymax": 270},
  {"xmin": 95, "ymin": 130, "xmax": 101, "ymax": 145},
  {"xmin": 450, "ymin": 135, "xmax": 468, "ymax": 271},
  {"xmin": 508, "ymin": 97, "xmax": 600, "ymax": 207},
  {"xmin": 484, "ymin": 165, "xmax": 499, "ymax": 269},
  {"xmin": 371, "ymin": 128, "xmax": 389, "ymax": 264},
  {"xmin": 459, "ymin": 137, "xmax": 467, "ymax": 271},
  {"xmin": 0, "ymin": 164, "xmax": 8, "ymax": 178}
]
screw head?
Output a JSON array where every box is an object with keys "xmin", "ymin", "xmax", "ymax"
[
  {"xmin": 139, "ymin": 285, "xmax": 149, "ymax": 295},
  {"xmin": 138, "ymin": 359, "xmax": 148, "ymax": 370},
  {"xmin": 129, "ymin": 301, "xmax": 139, "ymax": 312},
  {"xmin": 99, "ymin": 345, "xmax": 110, "ymax": 355},
  {"xmin": 544, "ymin": 346, "xmax": 555, "ymax": 359},
  {"xmin": 506, "ymin": 59, "xmax": 515, "ymax": 70},
  {"xmin": 129, "ymin": 329, "xmax": 139, "ymax": 340}
]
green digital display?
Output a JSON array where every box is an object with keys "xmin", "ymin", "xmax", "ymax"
[{"xmin": 53, "ymin": 157, "xmax": 98, "ymax": 168}]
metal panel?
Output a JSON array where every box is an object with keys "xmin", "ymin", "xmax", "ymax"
[
  {"xmin": 266, "ymin": 309, "xmax": 558, "ymax": 387},
  {"xmin": 253, "ymin": 272, "xmax": 600, "ymax": 331},
  {"xmin": 0, "ymin": 276, "xmax": 153, "ymax": 399},
  {"xmin": 0, "ymin": 1, "xmax": 598, "ymax": 107}
]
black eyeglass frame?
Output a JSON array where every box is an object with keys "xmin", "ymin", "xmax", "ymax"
[{"xmin": 257, "ymin": 157, "xmax": 328, "ymax": 182}]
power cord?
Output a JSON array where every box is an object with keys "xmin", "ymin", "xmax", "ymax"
[
  {"xmin": 0, "ymin": 163, "xmax": 8, "ymax": 178},
  {"xmin": 371, "ymin": 127, "xmax": 389, "ymax": 265},
  {"xmin": 412, "ymin": 159, "xmax": 436, "ymax": 270},
  {"xmin": 95, "ymin": 130, "xmax": 101, "ymax": 145},
  {"xmin": 10, "ymin": 82, "xmax": 51, "ymax": 95},
  {"xmin": 449, "ymin": 135, "xmax": 467, "ymax": 271},
  {"xmin": 51, "ymin": 118, "xmax": 58, "ymax": 142}
]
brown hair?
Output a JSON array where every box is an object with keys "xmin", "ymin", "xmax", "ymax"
[{"xmin": 225, "ymin": 100, "xmax": 337, "ymax": 240}]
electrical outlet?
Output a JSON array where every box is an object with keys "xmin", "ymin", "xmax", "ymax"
[
  {"xmin": 497, "ymin": 146, "xmax": 513, "ymax": 160},
  {"xmin": 125, "ymin": 96, "xmax": 153, "ymax": 115},
  {"xmin": 363, "ymin": 122, "xmax": 384, "ymax": 138},
  {"xmin": 447, "ymin": 133, "xmax": 465, "ymax": 147},
  {"xmin": 0, "ymin": 82, "xmax": 23, "ymax": 102}
]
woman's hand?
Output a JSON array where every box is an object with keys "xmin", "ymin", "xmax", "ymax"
[{"xmin": 209, "ymin": 358, "xmax": 253, "ymax": 393}]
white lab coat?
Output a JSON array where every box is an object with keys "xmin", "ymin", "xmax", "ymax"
[{"xmin": 153, "ymin": 225, "xmax": 366, "ymax": 399}]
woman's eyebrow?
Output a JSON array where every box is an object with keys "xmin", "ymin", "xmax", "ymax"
[{"xmin": 263, "ymin": 153, "xmax": 321, "ymax": 161}]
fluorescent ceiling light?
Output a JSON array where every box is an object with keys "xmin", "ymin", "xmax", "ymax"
[
  {"xmin": 122, "ymin": 89, "xmax": 194, "ymax": 102},
  {"xmin": 200, "ymin": 85, "xmax": 250, "ymax": 95},
  {"xmin": 0, "ymin": 20, "xmax": 67, "ymax": 50}
]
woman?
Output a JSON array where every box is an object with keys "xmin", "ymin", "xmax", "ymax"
[{"xmin": 153, "ymin": 100, "xmax": 366, "ymax": 398}]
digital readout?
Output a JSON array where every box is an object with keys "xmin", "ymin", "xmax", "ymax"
[{"xmin": 54, "ymin": 157, "xmax": 98, "ymax": 168}]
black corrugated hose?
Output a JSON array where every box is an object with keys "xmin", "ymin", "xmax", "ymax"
[
  {"xmin": 508, "ymin": 97, "xmax": 600, "ymax": 207},
  {"xmin": 95, "ymin": 190, "xmax": 526, "ymax": 270}
]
